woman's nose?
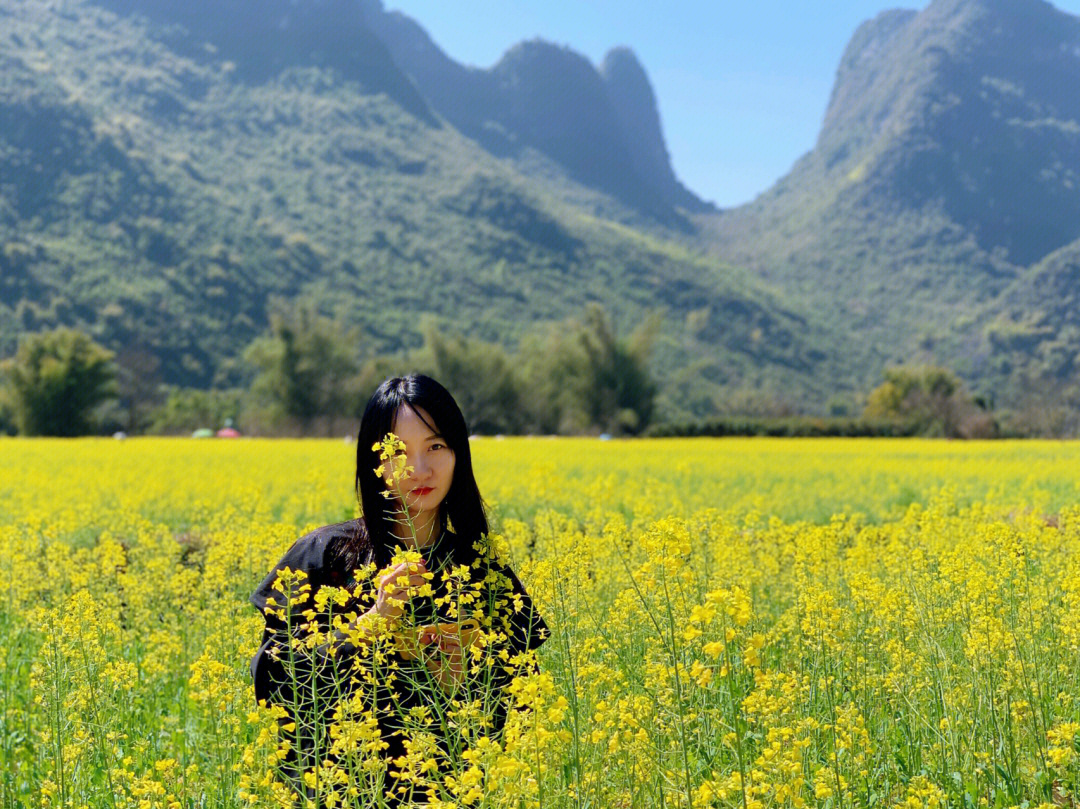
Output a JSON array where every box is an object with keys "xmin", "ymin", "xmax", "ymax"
[{"xmin": 409, "ymin": 455, "xmax": 431, "ymax": 478}]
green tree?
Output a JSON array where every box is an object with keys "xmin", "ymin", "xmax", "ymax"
[
  {"xmin": 242, "ymin": 300, "xmax": 360, "ymax": 433},
  {"xmin": 115, "ymin": 347, "xmax": 164, "ymax": 433},
  {"xmin": 521, "ymin": 304, "xmax": 659, "ymax": 435},
  {"xmin": 147, "ymin": 387, "xmax": 244, "ymax": 435},
  {"xmin": 864, "ymin": 365, "xmax": 995, "ymax": 438},
  {"xmin": 0, "ymin": 328, "xmax": 118, "ymax": 436},
  {"xmin": 0, "ymin": 384, "xmax": 15, "ymax": 436},
  {"xmin": 411, "ymin": 324, "xmax": 524, "ymax": 434}
]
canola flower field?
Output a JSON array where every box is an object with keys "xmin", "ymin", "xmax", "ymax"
[{"xmin": 3, "ymin": 437, "xmax": 1080, "ymax": 808}]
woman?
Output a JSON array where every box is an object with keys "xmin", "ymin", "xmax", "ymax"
[{"xmin": 249, "ymin": 374, "xmax": 549, "ymax": 806}]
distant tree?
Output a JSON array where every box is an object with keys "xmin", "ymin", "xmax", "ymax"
[
  {"xmin": 0, "ymin": 328, "xmax": 118, "ymax": 436},
  {"xmin": 242, "ymin": 300, "xmax": 360, "ymax": 433},
  {"xmin": 115, "ymin": 347, "xmax": 164, "ymax": 433},
  {"xmin": 147, "ymin": 387, "xmax": 244, "ymax": 435},
  {"xmin": 864, "ymin": 365, "xmax": 996, "ymax": 438},
  {"xmin": 577, "ymin": 304, "xmax": 659, "ymax": 434},
  {"xmin": 521, "ymin": 304, "xmax": 659, "ymax": 435},
  {"xmin": 1006, "ymin": 373, "xmax": 1080, "ymax": 438},
  {"xmin": 0, "ymin": 385, "xmax": 15, "ymax": 436},
  {"xmin": 411, "ymin": 324, "xmax": 524, "ymax": 434}
]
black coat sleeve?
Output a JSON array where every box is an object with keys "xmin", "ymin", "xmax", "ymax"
[
  {"xmin": 497, "ymin": 561, "xmax": 550, "ymax": 658},
  {"xmin": 249, "ymin": 529, "xmax": 367, "ymax": 714},
  {"xmin": 482, "ymin": 558, "xmax": 550, "ymax": 739},
  {"xmin": 250, "ymin": 531, "xmax": 327, "ymax": 708}
]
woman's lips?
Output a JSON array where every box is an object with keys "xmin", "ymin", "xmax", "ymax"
[{"xmin": 412, "ymin": 487, "xmax": 434, "ymax": 495}]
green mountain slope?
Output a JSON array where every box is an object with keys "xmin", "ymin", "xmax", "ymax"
[
  {"xmin": 0, "ymin": 0, "xmax": 835, "ymax": 420},
  {"xmin": 700, "ymin": 0, "xmax": 1080, "ymax": 404},
  {"xmin": 95, "ymin": 0, "xmax": 434, "ymax": 118},
  {"xmin": 984, "ymin": 242, "xmax": 1080, "ymax": 392}
]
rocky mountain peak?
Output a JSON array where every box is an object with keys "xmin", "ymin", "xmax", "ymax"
[
  {"xmin": 363, "ymin": 9, "xmax": 706, "ymax": 213},
  {"xmin": 600, "ymin": 46, "xmax": 706, "ymax": 211},
  {"xmin": 807, "ymin": 0, "xmax": 1080, "ymax": 264}
]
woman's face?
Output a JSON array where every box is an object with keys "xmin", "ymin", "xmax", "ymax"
[{"xmin": 380, "ymin": 404, "xmax": 456, "ymax": 518}]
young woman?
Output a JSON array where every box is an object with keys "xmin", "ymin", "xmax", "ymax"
[{"xmin": 249, "ymin": 374, "xmax": 549, "ymax": 805}]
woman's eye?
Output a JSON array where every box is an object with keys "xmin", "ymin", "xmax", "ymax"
[{"xmin": 430, "ymin": 443, "xmax": 445, "ymax": 451}]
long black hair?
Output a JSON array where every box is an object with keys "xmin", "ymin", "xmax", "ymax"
[{"xmin": 330, "ymin": 374, "xmax": 488, "ymax": 572}]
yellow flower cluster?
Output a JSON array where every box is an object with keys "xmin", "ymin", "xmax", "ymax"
[
  {"xmin": 373, "ymin": 433, "xmax": 412, "ymax": 488},
  {"xmin": 3, "ymin": 436, "xmax": 1080, "ymax": 808}
]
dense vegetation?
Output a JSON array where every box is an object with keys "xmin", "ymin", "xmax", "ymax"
[
  {"xmin": 4, "ymin": 0, "xmax": 1080, "ymax": 430},
  {"xmin": 2, "ymin": 317, "xmax": 1006, "ymax": 439},
  {"xmin": 0, "ymin": 328, "xmax": 116, "ymax": 436},
  {"xmin": 0, "ymin": 304, "xmax": 662, "ymax": 437},
  {"xmin": 0, "ymin": 0, "xmax": 838, "ymax": 428},
  {"xmin": 702, "ymin": 0, "xmax": 1080, "ymax": 418}
]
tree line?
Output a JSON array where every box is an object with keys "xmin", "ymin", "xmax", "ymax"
[
  {"xmin": 650, "ymin": 366, "xmax": 999, "ymax": 438},
  {"xmin": 0, "ymin": 302, "xmax": 659, "ymax": 437},
  {"xmin": 0, "ymin": 299, "xmax": 1005, "ymax": 438}
]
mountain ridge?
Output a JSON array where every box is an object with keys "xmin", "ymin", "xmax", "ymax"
[
  {"xmin": 359, "ymin": 0, "xmax": 710, "ymax": 215},
  {"xmin": 7, "ymin": 0, "xmax": 1080, "ymax": 423},
  {"xmin": 0, "ymin": 0, "xmax": 829, "ymax": 421},
  {"xmin": 94, "ymin": 0, "xmax": 436, "ymax": 120},
  {"xmin": 700, "ymin": 0, "xmax": 1080, "ymax": 405},
  {"xmin": 92, "ymin": 0, "xmax": 709, "ymax": 217}
]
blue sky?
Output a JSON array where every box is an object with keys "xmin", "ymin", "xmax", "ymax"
[{"xmin": 385, "ymin": 0, "xmax": 1080, "ymax": 208}]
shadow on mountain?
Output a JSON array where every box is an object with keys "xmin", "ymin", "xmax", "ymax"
[{"xmin": 92, "ymin": 0, "xmax": 436, "ymax": 124}]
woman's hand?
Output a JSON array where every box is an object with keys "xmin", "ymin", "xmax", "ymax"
[
  {"xmin": 370, "ymin": 558, "xmax": 428, "ymax": 622},
  {"xmin": 419, "ymin": 630, "xmax": 465, "ymax": 692}
]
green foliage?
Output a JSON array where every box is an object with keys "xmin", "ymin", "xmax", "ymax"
[
  {"xmin": 147, "ymin": 387, "xmax": 244, "ymax": 435},
  {"xmin": 16, "ymin": 0, "xmax": 1080, "ymax": 432},
  {"xmin": 0, "ymin": 328, "xmax": 117, "ymax": 436},
  {"xmin": 0, "ymin": 0, "xmax": 838, "ymax": 426},
  {"xmin": 515, "ymin": 304, "xmax": 658, "ymax": 435},
  {"xmin": 863, "ymin": 366, "xmax": 996, "ymax": 439},
  {"xmin": 0, "ymin": 384, "xmax": 15, "ymax": 436},
  {"xmin": 215, "ymin": 302, "xmax": 659, "ymax": 436},
  {"xmin": 645, "ymin": 416, "xmax": 921, "ymax": 438},
  {"xmin": 405, "ymin": 305, "xmax": 658, "ymax": 435},
  {"xmin": 696, "ymin": 0, "xmax": 1080, "ymax": 430},
  {"xmin": 409, "ymin": 325, "xmax": 526, "ymax": 435},
  {"xmin": 114, "ymin": 348, "xmax": 165, "ymax": 434},
  {"xmin": 242, "ymin": 301, "xmax": 362, "ymax": 433},
  {"xmin": 576, "ymin": 304, "xmax": 658, "ymax": 435}
]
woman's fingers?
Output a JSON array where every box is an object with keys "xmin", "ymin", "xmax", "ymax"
[
  {"xmin": 420, "ymin": 631, "xmax": 460, "ymax": 655},
  {"xmin": 380, "ymin": 561, "xmax": 427, "ymax": 586},
  {"xmin": 437, "ymin": 635, "xmax": 464, "ymax": 670},
  {"xmin": 385, "ymin": 574, "xmax": 426, "ymax": 596},
  {"xmin": 374, "ymin": 559, "xmax": 438, "ymax": 623},
  {"xmin": 419, "ymin": 633, "xmax": 466, "ymax": 689},
  {"xmin": 386, "ymin": 577, "xmax": 428, "ymax": 608},
  {"xmin": 378, "ymin": 561, "xmax": 429, "ymax": 611}
]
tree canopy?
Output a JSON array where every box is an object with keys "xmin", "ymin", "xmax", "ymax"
[
  {"xmin": 1, "ymin": 328, "xmax": 117, "ymax": 436},
  {"xmin": 863, "ymin": 366, "xmax": 996, "ymax": 438}
]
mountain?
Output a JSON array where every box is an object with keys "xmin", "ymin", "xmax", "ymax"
[
  {"xmin": 10, "ymin": 0, "xmax": 1080, "ymax": 425},
  {"xmin": 361, "ymin": 1, "xmax": 710, "ymax": 217},
  {"xmin": 0, "ymin": 0, "xmax": 831, "ymax": 420},
  {"xmin": 826, "ymin": 0, "xmax": 1080, "ymax": 266},
  {"xmin": 600, "ymin": 47, "xmax": 705, "ymax": 213},
  {"xmin": 95, "ymin": 0, "xmax": 434, "ymax": 119},
  {"xmin": 700, "ymin": 0, "xmax": 1080, "ymax": 403}
]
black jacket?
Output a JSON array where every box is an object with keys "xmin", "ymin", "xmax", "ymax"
[{"xmin": 249, "ymin": 518, "xmax": 549, "ymax": 796}]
